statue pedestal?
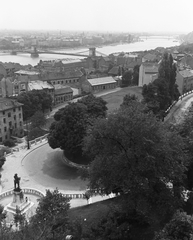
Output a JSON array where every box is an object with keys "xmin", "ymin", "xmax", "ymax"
[{"xmin": 4, "ymin": 189, "xmax": 34, "ymax": 214}]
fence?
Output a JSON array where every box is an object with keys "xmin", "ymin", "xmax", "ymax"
[
  {"xmin": 0, "ymin": 187, "xmax": 87, "ymax": 202},
  {"xmin": 164, "ymin": 90, "xmax": 193, "ymax": 118},
  {"xmin": 0, "ymin": 187, "xmax": 45, "ymax": 201}
]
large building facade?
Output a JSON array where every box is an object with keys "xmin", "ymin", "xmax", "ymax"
[
  {"xmin": 138, "ymin": 63, "xmax": 159, "ymax": 87},
  {"xmin": 0, "ymin": 98, "xmax": 24, "ymax": 143}
]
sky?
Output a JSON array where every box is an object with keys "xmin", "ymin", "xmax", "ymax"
[{"xmin": 0, "ymin": 0, "xmax": 192, "ymax": 33}]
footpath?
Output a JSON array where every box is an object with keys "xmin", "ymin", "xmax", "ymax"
[{"xmin": 0, "ymin": 139, "xmax": 112, "ymax": 208}]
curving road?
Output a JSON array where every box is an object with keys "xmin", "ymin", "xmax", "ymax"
[
  {"xmin": 23, "ymin": 144, "xmax": 87, "ymax": 192},
  {"xmin": 21, "ymin": 92, "xmax": 193, "ymax": 195}
]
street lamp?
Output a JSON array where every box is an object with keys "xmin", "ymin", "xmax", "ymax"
[{"xmin": 26, "ymin": 120, "xmax": 30, "ymax": 150}]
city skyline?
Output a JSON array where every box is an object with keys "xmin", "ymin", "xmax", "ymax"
[{"xmin": 0, "ymin": 0, "xmax": 192, "ymax": 34}]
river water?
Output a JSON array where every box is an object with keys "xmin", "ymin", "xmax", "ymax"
[{"xmin": 0, "ymin": 36, "xmax": 180, "ymax": 66}]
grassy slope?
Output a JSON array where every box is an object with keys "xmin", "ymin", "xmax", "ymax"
[
  {"xmin": 68, "ymin": 196, "xmax": 161, "ymax": 240},
  {"xmin": 102, "ymin": 86, "xmax": 143, "ymax": 113}
]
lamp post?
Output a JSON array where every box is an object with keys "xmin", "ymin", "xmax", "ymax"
[{"xmin": 26, "ymin": 120, "xmax": 30, "ymax": 150}]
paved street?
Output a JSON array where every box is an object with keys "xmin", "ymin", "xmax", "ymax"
[{"xmin": 1, "ymin": 88, "xmax": 193, "ymax": 209}]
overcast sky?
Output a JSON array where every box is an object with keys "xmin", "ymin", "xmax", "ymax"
[{"xmin": 0, "ymin": 0, "xmax": 192, "ymax": 33}]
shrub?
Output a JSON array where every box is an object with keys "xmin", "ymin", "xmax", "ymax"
[{"xmin": 3, "ymin": 139, "xmax": 15, "ymax": 148}]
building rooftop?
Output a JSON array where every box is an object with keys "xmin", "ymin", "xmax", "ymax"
[
  {"xmin": 142, "ymin": 62, "xmax": 159, "ymax": 73},
  {"xmin": 87, "ymin": 76, "xmax": 117, "ymax": 86},
  {"xmin": 15, "ymin": 70, "xmax": 39, "ymax": 76},
  {"xmin": 28, "ymin": 80, "xmax": 54, "ymax": 91},
  {"xmin": 0, "ymin": 98, "xmax": 23, "ymax": 111},
  {"xmin": 0, "ymin": 62, "xmax": 22, "ymax": 70}
]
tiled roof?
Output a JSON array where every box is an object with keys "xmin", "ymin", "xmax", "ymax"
[
  {"xmin": 142, "ymin": 63, "xmax": 159, "ymax": 73},
  {"xmin": 87, "ymin": 76, "xmax": 117, "ymax": 86},
  {"xmin": 143, "ymin": 53, "xmax": 157, "ymax": 61},
  {"xmin": 108, "ymin": 66, "xmax": 119, "ymax": 75},
  {"xmin": 40, "ymin": 69, "xmax": 83, "ymax": 80},
  {"xmin": 0, "ymin": 98, "xmax": 23, "ymax": 111},
  {"xmin": 0, "ymin": 62, "xmax": 22, "ymax": 70}
]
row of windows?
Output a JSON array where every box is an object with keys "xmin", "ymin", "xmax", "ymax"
[
  {"xmin": 3, "ymin": 113, "xmax": 22, "ymax": 124},
  {"xmin": 2, "ymin": 107, "xmax": 21, "ymax": 116},
  {"xmin": 55, "ymin": 94, "xmax": 72, "ymax": 102},
  {"xmin": 52, "ymin": 79, "xmax": 79, "ymax": 85},
  {"xmin": 0, "ymin": 130, "xmax": 23, "ymax": 142},
  {"xmin": 92, "ymin": 83, "xmax": 116, "ymax": 90},
  {"xmin": 0, "ymin": 121, "xmax": 22, "ymax": 133}
]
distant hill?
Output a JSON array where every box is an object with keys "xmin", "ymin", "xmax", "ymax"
[{"xmin": 184, "ymin": 31, "xmax": 193, "ymax": 43}]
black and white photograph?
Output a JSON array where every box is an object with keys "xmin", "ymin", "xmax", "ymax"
[{"xmin": 0, "ymin": 0, "xmax": 193, "ymax": 239}]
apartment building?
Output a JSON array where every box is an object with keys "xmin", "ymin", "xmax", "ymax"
[{"xmin": 0, "ymin": 98, "xmax": 24, "ymax": 143}]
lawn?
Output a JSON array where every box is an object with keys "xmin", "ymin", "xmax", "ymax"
[
  {"xmin": 101, "ymin": 86, "xmax": 143, "ymax": 113},
  {"xmin": 68, "ymin": 195, "xmax": 161, "ymax": 240}
]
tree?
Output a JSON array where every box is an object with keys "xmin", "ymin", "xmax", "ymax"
[
  {"xmin": 30, "ymin": 111, "xmax": 47, "ymax": 129},
  {"xmin": 0, "ymin": 204, "xmax": 6, "ymax": 226},
  {"xmin": 142, "ymin": 52, "xmax": 180, "ymax": 117},
  {"xmin": 120, "ymin": 94, "xmax": 139, "ymax": 108},
  {"xmin": 48, "ymin": 102, "xmax": 89, "ymax": 160},
  {"xmin": 154, "ymin": 211, "xmax": 193, "ymax": 240},
  {"xmin": 77, "ymin": 94, "xmax": 107, "ymax": 119},
  {"xmin": 158, "ymin": 52, "xmax": 179, "ymax": 101},
  {"xmin": 122, "ymin": 70, "xmax": 133, "ymax": 87},
  {"xmin": 48, "ymin": 95, "xmax": 107, "ymax": 162},
  {"xmin": 132, "ymin": 65, "xmax": 140, "ymax": 86},
  {"xmin": 14, "ymin": 207, "xmax": 26, "ymax": 228},
  {"xmin": 17, "ymin": 90, "xmax": 52, "ymax": 121},
  {"xmin": 30, "ymin": 189, "xmax": 70, "ymax": 239},
  {"xmin": 83, "ymin": 102, "xmax": 188, "ymax": 217}
]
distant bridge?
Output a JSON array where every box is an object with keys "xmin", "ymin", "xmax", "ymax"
[{"xmin": 10, "ymin": 47, "xmax": 107, "ymax": 58}]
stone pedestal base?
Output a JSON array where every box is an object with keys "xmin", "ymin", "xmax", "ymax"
[{"xmin": 4, "ymin": 190, "xmax": 34, "ymax": 214}]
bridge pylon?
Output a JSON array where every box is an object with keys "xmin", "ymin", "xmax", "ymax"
[
  {"xmin": 89, "ymin": 47, "xmax": 96, "ymax": 57},
  {"xmin": 31, "ymin": 46, "xmax": 39, "ymax": 58}
]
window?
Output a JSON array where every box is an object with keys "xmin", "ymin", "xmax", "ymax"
[
  {"xmin": 4, "ymin": 127, "xmax": 7, "ymax": 132},
  {"xmin": 9, "ymin": 121, "xmax": 12, "ymax": 127},
  {"xmin": 20, "ymin": 121, "xmax": 22, "ymax": 126},
  {"xmin": 3, "ymin": 118, "xmax": 6, "ymax": 124},
  {"xmin": 14, "ymin": 115, "xmax": 16, "ymax": 120},
  {"xmin": 8, "ymin": 112, "xmax": 11, "ymax": 117},
  {"xmin": 3, "ymin": 111, "xmax": 5, "ymax": 115},
  {"xmin": 13, "ymin": 108, "xmax": 16, "ymax": 112},
  {"xmin": 15, "ymin": 123, "xmax": 17, "ymax": 128},
  {"xmin": 19, "ymin": 107, "xmax": 21, "ymax": 111},
  {"xmin": 5, "ymin": 135, "xmax": 7, "ymax": 140},
  {"xmin": 19, "ymin": 113, "xmax": 21, "ymax": 118}
]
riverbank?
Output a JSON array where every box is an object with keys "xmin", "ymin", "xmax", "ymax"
[{"xmin": 0, "ymin": 37, "xmax": 180, "ymax": 66}]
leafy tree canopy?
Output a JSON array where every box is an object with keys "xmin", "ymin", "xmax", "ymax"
[
  {"xmin": 30, "ymin": 110, "xmax": 47, "ymax": 129},
  {"xmin": 17, "ymin": 90, "xmax": 52, "ymax": 121},
  {"xmin": 48, "ymin": 95, "xmax": 107, "ymax": 161},
  {"xmin": 77, "ymin": 94, "xmax": 107, "ymax": 119},
  {"xmin": 120, "ymin": 94, "xmax": 139, "ymax": 109},
  {"xmin": 154, "ymin": 211, "xmax": 193, "ymax": 240},
  {"xmin": 30, "ymin": 189, "xmax": 70, "ymax": 239},
  {"xmin": 142, "ymin": 52, "xmax": 180, "ymax": 117},
  {"xmin": 122, "ymin": 70, "xmax": 133, "ymax": 87},
  {"xmin": 83, "ymin": 101, "xmax": 188, "ymax": 217}
]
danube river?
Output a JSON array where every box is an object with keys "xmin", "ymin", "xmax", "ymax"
[{"xmin": 0, "ymin": 36, "xmax": 180, "ymax": 66}]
